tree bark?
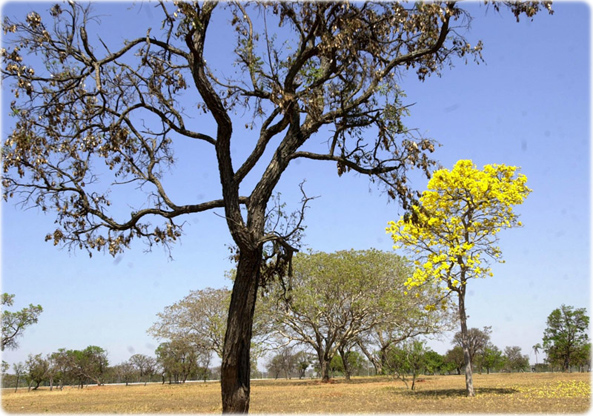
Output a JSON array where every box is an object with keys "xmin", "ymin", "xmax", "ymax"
[
  {"xmin": 338, "ymin": 348, "xmax": 352, "ymax": 381},
  {"xmin": 221, "ymin": 247, "xmax": 262, "ymax": 413},
  {"xmin": 317, "ymin": 351, "xmax": 331, "ymax": 382},
  {"xmin": 458, "ymin": 290, "xmax": 475, "ymax": 397}
]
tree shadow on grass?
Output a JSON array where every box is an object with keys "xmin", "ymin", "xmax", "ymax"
[{"xmin": 409, "ymin": 387, "xmax": 519, "ymax": 398}]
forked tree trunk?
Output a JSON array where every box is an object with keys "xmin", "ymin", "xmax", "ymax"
[
  {"xmin": 221, "ymin": 247, "xmax": 262, "ymax": 413},
  {"xmin": 458, "ymin": 290, "xmax": 475, "ymax": 397}
]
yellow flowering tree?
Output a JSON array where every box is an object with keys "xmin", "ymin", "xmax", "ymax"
[{"xmin": 386, "ymin": 159, "xmax": 531, "ymax": 396}]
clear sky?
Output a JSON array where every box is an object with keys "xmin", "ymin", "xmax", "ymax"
[{"xmin": 1, "ymin": 1, "xmax": 590, "ymax": 369}]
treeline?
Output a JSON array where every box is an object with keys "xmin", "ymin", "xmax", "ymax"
[
  {"xmin": 3, "ymin": 252, "xmax": 589, "ymax": 391},
  {"xmin": 1, "ymin": 346, "xmax": 221, "ymax": 390},
  {"xmin": 264, "ymin": 328, "xmax": 536, "ymax": 390}
]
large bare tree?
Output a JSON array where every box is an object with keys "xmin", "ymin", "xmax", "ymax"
[{"xmin": 1, "ymin": 1, "xmax": 551, "ymax": 412}]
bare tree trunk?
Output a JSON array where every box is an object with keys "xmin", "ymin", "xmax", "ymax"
[
  {"xmin": 320, "ymin": 358, "xmax": 331, "ymax": 382},
  {"xmin": 221, "ymin": 248, "xmax": 261, "ymax": 413},
  {"xmin": 338, "ymin": 348, "xmax": 352, "ymax": 381},
  {"xmin": 357, "ymin": 341, "xmax": 381, "ymax": 375},
  {"xmin": 458, "ymin": 290, "xmax": 475, "ymax": 397}
]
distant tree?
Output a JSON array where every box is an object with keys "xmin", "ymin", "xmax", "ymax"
[
  {"xmin": 149, "ymin": 288, "xmax": 230, "ymax": 359},
  {"xmin": 25, "ymin": 353, "xmax": 49, "ymax": 391},
  {"xmin": 50, "ymin": 349, "xmax": 70, "ymax": 390},
  {"xmin": 113, "ymin": 361, "xmax": 137, "ymax": 386},
  {"xmin": 543, "ymin": 305, "xmax": 589, "ymax": 371},
  {"xmin": 478, "ymin": 344, "xmax": 505, "ymax": 374},
  {"xmin": 384, "ymin": 340, "xmax": 427, "ymax": 390},
  {"xmin": 388, "ymin": 160, "xmax": 531, "ymax": 396},
  {"xmin": 443, "ymin": 347, "xmax": 465, "ymax": 375},
  {"xmin": 265, "ymin": 346, "xmax": 297, "ymax": 380},
  {"xmin": 155, "ymin": 340, "xmax": 199, "ymax": 384},
  {"xmin": 1, "ymin": 294, "xmax": 43, "ymax": 351},
  {"xmin": 532, "ymin": 343, "xmax": 542, "ymax": 366},
  {"xmin": 265, "ymin": 354, "xmax": 284, "ymax": 380},
  {"xmin": 503, "ymin": 346, "xmax": 529, "ymax": 372},
  {"xmin": 452, "ymin": 326, "xmax": 492, "ymax": 367},
  {"xmin": 67, "ymin": 346, "xmax": 109, "ymax": 388},
  {"xmin": 337, "ymin": 348, "xmax": 366, "ymax": 381},
  {"xmin": 355, "ymin": 266, "xmax": 455, "ymax": 375},
  {"xmin": 12, "ymin": 362, "xmax": 25, "ymax": 392},
  {"xmin": 142, "ymin": 356, "xmax": 157, "ymax": 385},
  {"xmin": 129, "ymin": 354, "xmax": 157, "ymax": 385},
  {"xmin": 266, "ymin": 249, "xmax": 436, "ymax": 382},
  {"xmin": 293, "ymin": 351, "xmax": 314, "ymax": 380},
  {"xmin": 424, "ymin": 350, "xmax": 445, "ymax": 375}
]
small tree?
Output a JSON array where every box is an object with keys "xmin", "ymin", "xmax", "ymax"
[
  {"xmin": 129, "ymin": 354, "xmax": 157, "ymax": 385},
  {"xmin": 149, "ymin": 288, "xmax": 230, "ymax": 359},
  {"xmin": 443, "ymin": 347, "xmax": 464, "ymax": 375},
  {"xmin": 424, "ymin": 350, "xmax": 445, "ymax": 375},
  {"xmin": 12, "ymin": 362, "xmax": 25, "ymax": 392},
  {"xmin": 543, "ymin": 305, "xmax": 589, "ymax": 372},
  {"xmin": 293, "ymin": 351, "xmax": 314, "ymax": 379},
  {"xmin": 478, "ymin": 344, "xmax": 505, "ymax": 374},
  {"xmin": 384, "ymin": 340, "xmax": 427, "ymax": 390},
  {"xmin": 387, "ymin": 160, "xmax": 531, "ymax": 396},
  {"xmin": 532, "ymin": 343, "xmax": 542, "ymax": 367},
  {"xmin": 452, "ymin": 326, "xmax": 492, "ymax": 370},
  {"xmin": 503, "ymin": 346, "xmax": 529, "ymax": 372},
  {"xmin": 66, "ymin": 346, "xmax": 109, "ymax": 388},
  {"xmin": 1, "ymin": 294, "xmax": 43, "ymax": 351},
  {"xmin": 25, "ymin": 353, "xmax": 49, "ymax": 390}
]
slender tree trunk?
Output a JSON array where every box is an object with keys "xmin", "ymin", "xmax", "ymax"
[
  {"xmin": 458, "ymin": 290, "xmax": 475, "ymax": 397},
  {"xmin": 339, "ymin": 348, "xmax": 352, "ymax": 381},
  {"xmin": 357, "ymin": 341, "xmax": 381, "ymax": 375},
  {"xmin": 221, "ymin": 247, "xmax": 261, "ymax": 413}
]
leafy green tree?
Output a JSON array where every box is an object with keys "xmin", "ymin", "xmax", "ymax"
[
  {"xmin": 294, "ymin": 350, "xmax": 314, "ymax": 379},
  {"xmin": 543, "ymin": 305, "xmax": 589, "ymax": 371},
  {"xmin": 49, "ymin": 349, "xmax": 71, "ymax": 390},
  {"xmin": 113, "ymin": 361, "xmax": 137, "ymax": 386},
  {"xmin": 384, "ymin": 340, "xmax": 427, "ymax": 390},
  {"xmin": 66, "ymin": 346, "xmax": 109, "ymax": 388},
  {"xmin": 478, "ymin": 344, "xmax": 505, "ymax": 374},
  {"xmin": 149, "ymin": 288, "xmax": 230, "ymax": 359},
  {"xmin": 24, "ymin": 353, "xmax": 49, "ymax": 390},
  {"xmin": 443, "ymin": 346, "xmax": 465, "ymax": 375},
  {"xmin": 424, "ymin": 350, "xmax": 445, "ymax": 375},
  {"xmin": 265, "ymin": 249, "xmax": 439, "ymax": 382},
  {"xmin": 1, "ymin": 294, "xmax": 43, "ymax": 351},
  {"xmin": 503, "ymin": 346, "xmax": 530, "ymax": 372},
  {"xmin": 388, "ymin": 160, "xmax": 531, "ymax": 396},
  {"xmin": 1, "ymin": 1, "xmax": 552, "ymax": 411},
  {"xmin": 155, "ymin": 340, "xmax": 199, "ymax": 384},
  {"xmin": 572, "ymin": 343, "xmax": 591, "ymax": 372},
  {"xmin": 338, "ymin": 349, "xmax": 366, "ymax": 380}
]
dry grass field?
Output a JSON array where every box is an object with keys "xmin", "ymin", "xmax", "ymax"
[{"xmin": 2, "ymin": 372, "xmax": 590, "ymax": 414}]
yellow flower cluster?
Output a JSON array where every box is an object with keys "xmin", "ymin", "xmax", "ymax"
[{"xmin": 387, "ymin": 159, "xmax": 531, "ymax": 292}]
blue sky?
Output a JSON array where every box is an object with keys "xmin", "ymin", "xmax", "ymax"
[{"xmin": 1, "ymin": 1, "xmax": 590, "ymax": 369}]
